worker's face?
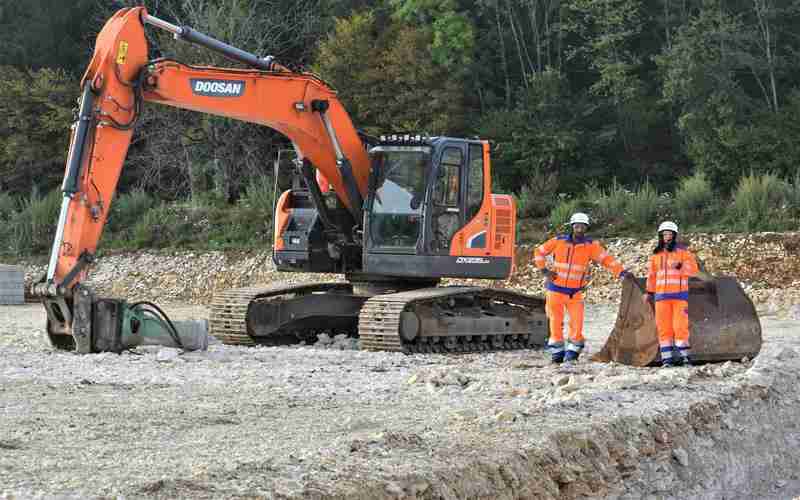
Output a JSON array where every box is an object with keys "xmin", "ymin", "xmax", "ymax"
[
  {"xmin": 572, "ymin": 223, "xmax": 588, "ymax": 235},
  {"xmin": 661, "ymin": 230, "xmax": 675, "ymax": 243}
]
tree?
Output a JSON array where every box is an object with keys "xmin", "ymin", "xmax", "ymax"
[
  {"xmin": 657, "ymin": 0, "xmax": 800, "ymax": 190},
  {"xmin": 0, "ymin": 66, "xmax": 75, "ymax": 196},
  {"xmin": 479, "ymin": 70, "xmax": 585, "ymax": 192},
  {"xmin": 314, "ymin": 8, "xmax": 470, "ymax": 135},
  {"xmin": 98, "ymin": 0, "xmax": 326, "ymax": 200},
  {"xmin": 0, "ymin": 0, "xmax": 97, "ymax": 74}
]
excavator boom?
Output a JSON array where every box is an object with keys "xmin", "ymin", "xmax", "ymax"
[
  {"xmin": 40, "ymin": 7, "xmax": 369, "ymax": 292},
  {"xmin": 34, "ymin": 7, "xmax": 372, "ymax": 351},
  {"xmin": 34, "ymin": 7, "xmax": 545, "ymax": 355}
]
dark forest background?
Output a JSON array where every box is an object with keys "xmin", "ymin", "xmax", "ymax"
[{"xmin": 2, "ymin": 0, "xmax": 799, "ymax": 255}]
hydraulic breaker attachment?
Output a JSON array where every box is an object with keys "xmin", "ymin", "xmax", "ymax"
[
  {"xmin": 39, "ymin": 285, "xmax": 206, "ymax": 353},
  {"xmin": 593, "ymin": 276, "xmax": 762, "ymax": 366}
]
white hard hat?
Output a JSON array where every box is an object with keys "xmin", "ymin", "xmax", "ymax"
[
  {"xmin": 569, "ymin": 212, "xmax": 590, "ymax": 226},
  {"xmin": 658, "ymin": 221, "xmax": 679, "ymax": 234}
]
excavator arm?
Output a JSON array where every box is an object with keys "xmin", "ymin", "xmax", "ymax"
[{"xmin": 33, "ymin": 7, "xmax": 370, "ymax": 352}]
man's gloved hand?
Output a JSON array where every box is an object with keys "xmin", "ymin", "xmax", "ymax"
[
  {"xmin": 641, "ymin": 293, "xmax": 654, "ymax": 306},
  {"xmin": 541, "ymin": 268, "xmax": 556, "ymax": 281}
]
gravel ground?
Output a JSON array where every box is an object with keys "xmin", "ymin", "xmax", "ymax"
[{"xmin": 1, "ymin": 303, "xmax": 799, "ymax": 499}]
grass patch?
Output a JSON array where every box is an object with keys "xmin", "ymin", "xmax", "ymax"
[
  {"xmin": 548, "ymin": 198, "xmax": 582, "ymax": 232},
  {"xmin": 731, "ymin": 172, "xmax": 789, "ymax": 231},
  {"xmin": 586, "ymin": 179, "xmax": 628, "ymax": 227},
  {"xmin": 515, "ymin": 170, "xmax": 559, "ymax": 218},
  {"xmin": 5, "ymin": 189, "xmax": 62, "ymax": 255},
  {"xmin": 674, "ymin": 171, "xmax": 712, "ymax": 223},
  {"xmin": 626, "ymin": 181, "xmax": 659, "ymax": 230}
]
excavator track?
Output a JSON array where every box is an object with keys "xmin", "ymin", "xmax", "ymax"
[
  {"xmin": 209, "ymin": 282, "xmax": 349, "ymax": 346},
  {"xmin": 359, "ymin": 286, "xmax": 548, "ymax": 354}
]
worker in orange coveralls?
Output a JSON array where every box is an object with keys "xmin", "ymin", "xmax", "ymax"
[
  {"xmin": 534, "ymin": 213, "xmax": 631, "ymax": 364},
  {"xmin": 642, "ymin": 221, "xmax": 699, "ymax": 367}
]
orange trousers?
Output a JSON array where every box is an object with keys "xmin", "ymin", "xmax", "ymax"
[
  {"xmin": 655, "ymin": 299, "xmax": 690, "ymax": 360},
  {"xmin": 546, "ymin": 291, "xmax": 585, "ymax": 354}
]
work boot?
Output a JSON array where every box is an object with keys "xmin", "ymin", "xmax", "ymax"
[
  {"xmin": 551, "ymin": 352, "xmax": 565, "ymax": 364},
  {"xmin": 661, "ymin": 358, "xmax": 676, "ymax": 368},
  {"xmin": 563, "ymin": 351, "xmax": 580, "ymax": 363},
  {"xmin": 672, "ymin": 348, "xmax": 692, "ymax": 367}
]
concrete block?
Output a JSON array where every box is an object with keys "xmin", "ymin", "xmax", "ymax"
[{"xmin": 0, "ymin": 265, "xmax": 24, "ymax": 305}]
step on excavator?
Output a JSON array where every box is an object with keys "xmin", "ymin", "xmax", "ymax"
[
  {"xmin": 33, "ymin": 8, "xmax": 762, "ymax": 362},
  {"xmin": 32, "ymin": 7, "xmax": 549, "ymax": 354}
]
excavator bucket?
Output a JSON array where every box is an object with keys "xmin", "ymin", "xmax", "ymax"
[{"xmin": 593, "ymin": 276, "xmax": 762, "ymax": 366}]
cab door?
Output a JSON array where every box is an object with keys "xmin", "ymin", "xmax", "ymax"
[{"xmin": 427, "ymin": 141, "xmax": 467, "ymax": 254}]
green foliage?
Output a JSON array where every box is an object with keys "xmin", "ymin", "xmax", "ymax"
[
  {"xmin": 731, "ymin": 172, "xmax": 790, "ymax": 231},
  {"xmin": 514, "ymin": 170, "xmax": 559, "ymax": 218},
  {"xmin": 625, "ymin": 181, "xmax": 659, "ymax": 229},
  {"xmin": 0, "ymin": 0, "xmax": 97, "ymax": 72},
  {"xmin": 240, "ymin": 176, "xmax": 275, "ymax": 215},
  {"xmin": 390, "ymin": 0, "xmax": 475, "ymax": 69},
  {"xmin": 480, "ymin": 70, "xmax": 584, "ymax": 193},
  {"xmin": 786, "ymin": 172, "xmax": 800, "ymax": 217},
  {"xmin": 548, "ymin": 199, "xmax": 582, "ymax": 232},
  {"xmin": 0, "ymin": 66, "xmax": 76, "ymax": 196},
  {"xmin": 107, "ymin": 190, "xmax": 158, "ymax": 237},
  {"xmin": 0, "ymin": 191, "xmax": 15, "ymax": 220},
  {"xmin": 4, "ymin": 189, "xmax": 61, "ymax": 255},
  {"xmin": 674, "ymin": 172, "xmax": 713, "ymax": 222},
  {"xmin": 585, "ymin": 179, "xmax": 629, "ymax": 227},
  {"xmin": 314, "ymin": 9, "xmax": 469, "ymax": 135}
]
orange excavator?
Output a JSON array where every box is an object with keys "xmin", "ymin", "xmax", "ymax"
[{"xmin": 33, "ymin": 7, "xmax": 549, "ymax": 354}]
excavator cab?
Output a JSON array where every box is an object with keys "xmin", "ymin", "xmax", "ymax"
[
  {"xmin": 273, "ymin": 135, "xmax": 516, "ymax": 280},
  {"xmin": 363, "ymin": 135, "xmax": 515, "ymax": 280}
]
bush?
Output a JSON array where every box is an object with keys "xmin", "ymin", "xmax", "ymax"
[
  {"xmin": 108, "ymin": 189, "xmax": 157, "ymax": 236},
  {"xmin": 131, "ymin": 203, "xmax": 208, "ymax": 249},
  {"xmin": 675, "ymin": 171, "xmax": 713, "ymax": 222},
  {"xmin": 786, "ymin": 171, "xmax": 800, "ymax": 217},
  {"xmin": 626, "ymin": 181, "xmax": 659, "ymax": 229},
  {"xmin": 515, "ymin": 170, "xmax": 559, "ymax": 218},
  {"xmin": 0, "ymin": 192, "xmax": 16, "ymax": 220},
  {"xmin": 548, "ymin": 198, "xmax": 582, "ymax": 232},
  {"xmin": 8, "ymin": 189, "xmax": 61, "ymax": 255},
  {"xmin": 731, "ymin": 172, "xmax": 789, "ymax": 230},
  {"xmin": 240, "ymin": 175, "xmax": 274, "ymax": 216},
  {"xmin": 586, "ymin": 179, "xmax": 628, "ymax": 226}
]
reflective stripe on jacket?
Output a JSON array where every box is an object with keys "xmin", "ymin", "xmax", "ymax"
[
  {"xmin": 646, "ymin": 244, "xmax": 699, "ymax": 301},
  {"xmin": 534, "ymin": 235, "xmax": 625, "ymax": 295}
]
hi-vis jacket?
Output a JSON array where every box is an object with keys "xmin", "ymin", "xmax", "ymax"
[
  {"xmin": 534, "ymin": 235, "xmax": 625, "ymax": 296},
  {"xmin": 646, "ymin": 244, "xmax": 699, "ymax": 301}
]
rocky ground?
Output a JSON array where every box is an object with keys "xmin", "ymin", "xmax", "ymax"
[
  {"xmin": 2, "ymin": 232, "xmax": 800, "ymax": 499},
  {"xmin": 1, "ymin": 303, "xmax": 799, "ymax": 499},
  {"xmin": 17, "ymin": 232, "xmax": 800, "ymax": 316}
]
